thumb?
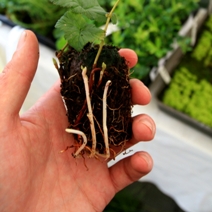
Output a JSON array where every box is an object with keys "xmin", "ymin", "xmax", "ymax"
[
  {"xmin": 0, "ymin": 30, "xmax": 39, "ymax": 119},
  {"xmin": 109, "ymin": 151, "xmax": 153, "ymax": 193}
]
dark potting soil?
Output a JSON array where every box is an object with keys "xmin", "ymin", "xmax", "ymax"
[{"xmin": 56, "ymin": 43, "xmax": 133, "ymax": 157}]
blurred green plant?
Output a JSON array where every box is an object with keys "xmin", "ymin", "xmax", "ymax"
[
  {"xmin": 0, "ymin": 0, "xmax": 66, "ymax": 39},
  {"xmin": 162, "ymin": 15, "xmax": 212, "ymax": 128},
  {"xmin": 162, "ymin": 67, "xmax": 212, "ymax": 128},
  {"xmin": 1, "ymin": 0, "xmax": 199, "ymax": 77},
  {"xmin": 0, "ymin": 0, "xmax": 6, "ymax": 13},
  {"xmin": 105, "ymin": 0, "xmax": 199, "ymax": 80},
  {"xmin": 192, "ymin": 15, "xmax": 212, "ymax": 67}
]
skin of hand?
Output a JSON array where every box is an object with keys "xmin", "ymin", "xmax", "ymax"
[{"xmin": 0, "ymin": 30, "xmax": 155, "ymax": 212}]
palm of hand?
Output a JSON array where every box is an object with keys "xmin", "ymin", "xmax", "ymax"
[
  {"xmin": 0, "ymin": 31, "xmax": 154, "ymax": 212},
  {"xmin": 1, "ymin": 91, "xmax": 115, "ymax": 211}
]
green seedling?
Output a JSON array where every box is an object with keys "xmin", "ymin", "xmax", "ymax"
[{"xmin": 51, "ymin": 0, "xmax": 133, "ymax": 160}]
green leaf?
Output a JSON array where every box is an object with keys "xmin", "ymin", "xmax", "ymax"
[
  {"xmin": 56, "ymin": 10, "xmax": 104, "ymax": 51},
  {"xmin": 55, "ymin": 36, "xmax": 66, "ymax": 50},
  {"xmin": 50, "ymin": 0, "xmax": 106, "ymax": 22},
  {"xmin": 111, "ymin": 13, "xmax": 118, "ymax": 24}
]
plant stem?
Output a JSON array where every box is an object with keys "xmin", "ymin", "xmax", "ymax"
[
  {"xmin": 93, "ymin": 0, "xmax": 120, "ymax": 66},
  {"xmin": 97, "ymin": 62, "xmax": 106, "ymax": 87}
]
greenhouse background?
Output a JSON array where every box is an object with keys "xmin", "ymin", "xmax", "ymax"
[{"xmin": 0, "ymin": 0, "xmax": 212, "ymax": 211}]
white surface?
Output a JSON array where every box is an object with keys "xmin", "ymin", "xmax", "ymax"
[
  {"xmin": 138, "ymin": 126, "xmax": 212, "ymax": 212},
  {"xmin": 0, "ymin": 22, "xmax": 7, "ymax": 72},
  {"xmin": 110, "ymin": 102, "xmax": 212, "ymax": 212},
  {"xmin": 1, "ymin": 22, "xmax": 212, "ymax": 212},
  {"xmin": 133, "ymin": 99, "xmax": 212, "ymax": 212},
  {"xmin": 6, "ymin": 26, "xmax": 25, "ymax": 62}
]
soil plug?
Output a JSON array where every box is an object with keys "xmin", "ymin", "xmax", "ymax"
[{"xmin": 51, "ymin": 0, "xmax": 133, "ymax": 159}]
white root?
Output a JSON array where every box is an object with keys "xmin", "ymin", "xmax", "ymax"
[
  {"xmin": 65, "ymin": 128, "xmax": 87, "ymax": 158},
  {"xmin": 102, "ymin": 80, "xmax": 112, "ymax": 159},
  {"xmin": 64, "ymin": 68, "xmax": 113, "ymax": 159},
  {"xmin": 81, "ymin": 67, "xmax": 97, "ymax": 157}
]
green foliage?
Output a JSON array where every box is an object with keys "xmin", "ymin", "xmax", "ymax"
[
  {"xmin": 97, "ymin": 0, "xmax": 113, "ymax": 11},
  {"xmin": 50, "ymin": 0, "xmax": 112, "ymax": 51},
  {"xmin": 55, "ymin": 10, "xmax": 104, "ymax": 51},
  {"xmin": 205, "ymin": 15, "xmax": 212, "ymax": 31},
  {"xmin": 1, "ymin": 0, "xmax": 200, "ymax": 73},
  {"xmin": 50, "ymin": 0, "xmax": 106, "ymax": 22},
  {"xmin": 185, "ymin": 80, "xmax": 212, "ymax": 127},
  {"xmin": 106, "ymin": 0, "xmax": 199, "ymax": 79},
  {"xmin": 162, "ymin": 67, "xmax": 212, "ymax": 128},
  {"xmin": 192, "ymin": 15, "xmax": 212, "ymax": 67},
  {"xmin": 55, "ymin": 34, "xmax": 67, "ymax": 50},
  {"xmin": 162, "ymin": 17, "xmax": 212, "ymax": 130},
  {"xmin": 0, "ymin": 0, "xmax": 7, "ymax": 13},
  {"xmin": 1, "ymin": 0, "xmax": 66, "ymax": 37}
]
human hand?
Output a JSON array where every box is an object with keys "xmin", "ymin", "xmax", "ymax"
[{"xmin": 0, "ymin": 30, "xmax": 155, "ymax": 212}]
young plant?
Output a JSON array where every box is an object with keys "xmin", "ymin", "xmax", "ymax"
[{"xmin": 51, "ymin": 0, "xmax": 133, "ymax": 159}]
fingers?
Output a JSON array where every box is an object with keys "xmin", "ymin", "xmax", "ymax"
[
  {"xmin": 129, "ymin": 114, "xmax": 156, "ymax": 147},
  {"xmin": 130, "ymin": 79, "xmax": 151, "ymax": 105},
  {"xmin": 97, "ymin": 45, "xmax": 154, "ymax": 194},
  {"xmin": 118, "ymin": 49, "xmax": 151, "ymax": 105},
  {"xmin": 118, "ymin": 50, "xmax": 154, "ymax": 145},
  {"xmin": 118, "ymin": 49, "xmax": 138, "ymax": 68},
  {"xmin": 109, "ymin": 151, "xmax": 153, "ymax": 193},
  {"xmin": 0, "ymin": 30, "xmax": 39, "ymax": 117}
]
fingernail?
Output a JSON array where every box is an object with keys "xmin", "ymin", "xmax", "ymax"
[
  {"xmin": 140, "ymin": 118, "xmax": 154, "ymax": 132},
  {"xmin": 139, "ymin": 152, "xmax": 149, "ymax": 162},
  {"xmin": 138, "ymin": 152, "xmax": 152, "ymax": 168},
  {"xmin": 17, "ymin": 30, "xmax": 27, "ymax": 50}
]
